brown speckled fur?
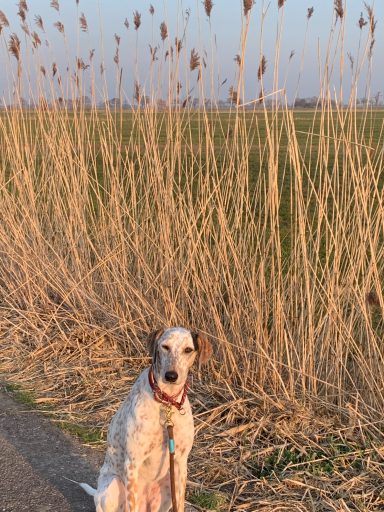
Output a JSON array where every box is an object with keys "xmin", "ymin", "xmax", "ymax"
[{"xmin": 88, "ymin": 327, "xmax": 212, "ymax": 512}]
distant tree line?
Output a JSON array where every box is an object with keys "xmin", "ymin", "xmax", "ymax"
[{"xmin": 1, "ymin": 94, "xmax": 383, "ymax": 110}]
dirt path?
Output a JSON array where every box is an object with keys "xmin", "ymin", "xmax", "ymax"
[{"xmin": 0, "ymin": 386, "xmax": 103, "ymax": 512}]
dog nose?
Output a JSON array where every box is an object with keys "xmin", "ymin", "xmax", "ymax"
[{"xmin": 165, "ymin": 371, "xmax": 178, "ymax": 382}]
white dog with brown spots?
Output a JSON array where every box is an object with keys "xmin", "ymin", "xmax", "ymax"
[{"xmin": 79, "ymin": 327, "xmax": 212, "ymax": 512}]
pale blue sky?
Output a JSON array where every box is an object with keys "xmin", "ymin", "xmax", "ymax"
[{"xmin": 0, "ymin": 0, "xmax": 383, "ymax": 103}]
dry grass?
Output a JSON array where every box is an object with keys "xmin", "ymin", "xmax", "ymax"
[{"xmin": 0, "ymin": 2, "xmax": 384, "ymax": 510}]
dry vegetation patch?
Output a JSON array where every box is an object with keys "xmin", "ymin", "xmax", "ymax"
[
  {"xmin": 1, "ymin": 1, "xmax": 384, "ymax": 510},
  {"xmin": 2, "ymin": 302, "xmax": 384, "ymax": 510}
]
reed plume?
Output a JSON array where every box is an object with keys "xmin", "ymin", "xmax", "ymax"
[
  {"xmin": 34, "ymin": 15, "xmax": 45, "ymax": 32},
  {"xmin": 79, "ymin": 12, "xmax": 88, "ymax": 32},
  {"xmin": 289, "ymin": 49, "xmax": 295, "ymax": 60},
  {"xmin": 190, "ymin": 48, "xmax": 200, "ymax": 71},
  {"xmin": 50, "ymin": 0, "xmax": 60, "ymax": 11},
  {"xmin": 278, "ymin": 0, "xmax": 286, "ymax": 8},
  {"xmin": 40, "ymin": 65, "xmax": 46, "ymax": 77},
  {"xmin": 307, "ymin": 7, "xmax": 314, "ymax": 19},
  {"xmin": 347, "ymin": 52, "xmax": 354, "ymax": 72},
  {"xmin": 234, "ymin": 54, "xmax": 241, "ymax": 66},
  {"xmin": 21, "ymin": 23, "xmax": 30, "ymax": 35},
  {"xmin": 124, "ymin": 18, "xmax": 129, "ymax": 30},
  {"xmin": 8, "ymin": 33, "xmax": 21, "ymax": 61},
  {"xmin": 114, "ymin": 33, "xmax": 120, "ymax": 46},
  {"xmin": 203, "ymin": 0, "xmax": 213, "ymax": 18},
  {"xmin": 17, "ymin": 9, "xmax": 26, "ymax": 23},
  {"xmin": 52, "ymin": 62, "xmax": 57, "ymax": 77},
  {"xmin": 149, "ymin": 4, "xmax": 154, "ymax": 15},
  {"xmin": 89, "ymin": 48, "xmax": 95, "ymax": 60},
  {"xmin": 149, "ymin": 45, "xmax": 158, "ymax": 62},
  {"xmin": 134, "ymin": 80, "xmax": 141, "ymax": 103},
  {"xmin": 243, "ymin": 0, "xmax": 254, "ymax": 16},
  {"xmin": 358, "ymin": 12, "xmax": 367, "ymax": 29},
  {"xmin": 334, "ymin": 0, "xmax": 344, "ymax": 20},
  {"xmin": 113, "ymin": 48, "xmax": 119, "ymax": 66},
  {"xmin": 160, "ymin": 21, "xmax": 168, "ymax": 41},
  {"xmin": 19, "ymin": 1, "xmax": 28, "ymax": 11},
  {"xmin": 229, "ymin": 86, "xmax": 238, "ymax": 103},
  {"xmin": 54, "ymin": 21, "xmax": 64, "ymax": 33},
  {"xmin": 0, "ymin": 10, "xmax": 9, "ymax": 27},
  {"xmin": 365, "ymin": 4, "xmax": 377, "ymax": 56},
  {"xmin": 257, "ymin": 55, "xmax": 267, "ymax": 81},
  {"xmin": 175, "ymin": 37, "xmax": 182, "ymax": 54},
  {"xmin": 133, "ymin": 11, "xmax": 141, "ymax": 30},
  {"xmin": 365, "ymin": 3, "xmax": 377, "ymax": 35},
  {"xmin": 31, "ymin": 31, "xmax": 41, "ymax": 48}
]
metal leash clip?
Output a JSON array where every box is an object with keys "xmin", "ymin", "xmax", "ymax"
[{"xmin": 164, "ymin": 403, "xmax": 174, "ymax": 427}]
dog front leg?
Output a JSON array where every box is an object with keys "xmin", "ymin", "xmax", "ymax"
[
  {"xmin": 176, "ymin": 460, "xmax": 188, "ymax": 511},
  {"xmin": 124, "ymin": 460, "xmax": 139, "ymax": 512}
]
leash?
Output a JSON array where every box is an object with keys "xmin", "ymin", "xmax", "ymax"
[
  {"xmin": 148, "ymin": 367, "xmax": 189, "ymax": 512},
  {"xmin": 165, "ymin": 404, "xmax": 178, "ymax": 512}
]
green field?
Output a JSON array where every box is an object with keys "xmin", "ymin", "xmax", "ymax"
[{"xmin": 1, "ymin": 102, "xmax": 384, "ymax": 510}]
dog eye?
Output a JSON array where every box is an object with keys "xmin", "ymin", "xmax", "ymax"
[
  {"xmin": 162, "ymin": 345, "xmax": 170, "ymax": 351},
  {"xmin": 184, "ymin": 347, "xmax": 194, "ymax": 354}
]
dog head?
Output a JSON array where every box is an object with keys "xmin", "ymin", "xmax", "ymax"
[{"xmin": 147, "ymin": 327, "xmax": 212, "ymax": 387}]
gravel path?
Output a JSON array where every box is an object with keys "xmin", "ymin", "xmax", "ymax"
[{"xmin": 0, "ymin": 386, "xmax": 103, "ymax": 512}]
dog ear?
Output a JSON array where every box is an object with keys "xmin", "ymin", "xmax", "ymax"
[
  {"xmin": 192, "ymin": 332, "xmax": 213, "ymax": 368},
  {"xmin": 146, "ymin": 328, "xmax": 164, "ymax": 360}
]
